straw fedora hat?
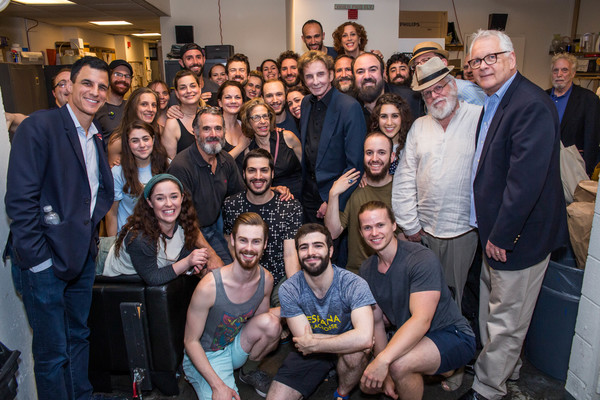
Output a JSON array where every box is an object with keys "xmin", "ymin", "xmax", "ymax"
[
  {"xmin": 412, "ymin": 57, "xmax": 454, "ymax": 91},
  {"xmin": 409, "ymin": 41, "xmax": 449, "ymax": 66}
]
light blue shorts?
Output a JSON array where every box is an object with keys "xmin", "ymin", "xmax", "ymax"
[{"xmin": 182, "ymin": 332, "xmax": 249, "ymax": 399}]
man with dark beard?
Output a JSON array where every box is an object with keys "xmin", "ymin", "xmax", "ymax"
[
  {"xmin": 223, "ymin": 149, "xmax": 302, "ymax": 304},
  {"xmin": 333, "ymin": 54, "xmax": 355, "ymax": 96},
  {"xmin": 262, "ymin": 79, "xmax": 300, "ymax": 137},
  {"xmin": 277, "ymin": 51, "xmax": 301, "ymax": 88},
  {"xmin": 168, "ymin": 106, "xmax": 244, "ymax": 265},
  {"xmin": 183, "ymin": 212, "xmax": 281, "ymax": 400},
  {"xmin": 386, "ymin": 53, "xmax": 411, "ymax": 87},
  {"xmin": 353, "ymin": 52, "xmax": 423, "ymax": 125},
  {"xmin": 226, "ymin": 53, "xmax": 250, "ymax": 85},
  {"xmin": 96, "ymin": 59, "xmax": 132, "ymax": 140},
  {"xmin": 324, "ymin": 132, "xmax": 397, "ymax": 273},
  {"xmin": 392, "ymin": 57, "xmax": 482, "ymax": 311},
  {"xmin": 267, "ymin": 224, "xmax": 375, "ymax": 400}
]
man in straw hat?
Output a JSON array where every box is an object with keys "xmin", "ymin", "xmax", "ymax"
[
  {"xmin": 409, "ymin": 41, "xmax": 485, "ymax": 106},
  {"xmin": 392, "ymin": 57, "xmax": 482, "ymax": 314}
]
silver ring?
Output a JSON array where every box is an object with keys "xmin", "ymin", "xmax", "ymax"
[
  {"xmin": 348, "ymin": 179, "xmax": 353, "ymax": 184},
  {"xmin": 495, "ymin": 251, "xmax": 499, "ymax": 254}
]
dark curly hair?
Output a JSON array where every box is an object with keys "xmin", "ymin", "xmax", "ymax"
[
  {"xmin": 114, "ymin": 179, "xmax": 200, "ymax": 257},
  {"xmin": 369, "ymin": 93, "xmax": 413, "ymax": 151},
  {"xmin": 332, "ymin": 22, "xmax": 368, "ymax": 55},
  {"xmin": 119, "ymin": 120, "xmax": 169, "ymax": 197}
]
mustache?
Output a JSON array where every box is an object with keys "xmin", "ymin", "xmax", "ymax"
[{"xmin": 361, "ymin": 77, "xmax": 377, "ymax": 85}]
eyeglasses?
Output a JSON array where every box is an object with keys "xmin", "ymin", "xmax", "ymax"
[
  {"xmin": 467, "ymin": 51, "xmax": 510, "ymax": 69},
  {"xmin": 53, "ymin": 80, "xmax": 69, "ymax": 89},
  {"xmin": 249, "ymin": 113, "xmax": 271, "ymax": 122},
  {"xmin": 422, "ymin": 80, "xmax": 450, "ymax": 99},
  {"xmin": 410, "ymin": 56, "xmax": 434, "ymax": 71},
  {"xmin": 113, "ymin": 71, "xmax": 133, "ymax": 80}
]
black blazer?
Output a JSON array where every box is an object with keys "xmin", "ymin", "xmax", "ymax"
[
  {"xmin": 5, "ymin": 106, "xmax": 114, "ymax": 280},
  {"xmin": 546, "ymin": 84, "xmax": 600, "ymax": 175},
  {"xmin": 474, "ymin": 72, "xmax": 567, "ymax": 271}
]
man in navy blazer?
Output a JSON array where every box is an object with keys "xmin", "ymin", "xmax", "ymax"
[
  {"xmin": 460, "ymin": 31, "xmax": 567, "ymax": 400},
  {"xmin": 298, "ymin": 50, "xmax": 366, "ymax": 223},
  {"xmin": 546, "ymin": 52, "xmax": 600, "ymax": 175},
  {"xmin": 5, "ymin": 56, "xmax": 114, "ymax": 400}
]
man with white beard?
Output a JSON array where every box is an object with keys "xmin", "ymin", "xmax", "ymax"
[{"xmin": 392, "ymin": 57, "xmax": 482, "ymax": 312}]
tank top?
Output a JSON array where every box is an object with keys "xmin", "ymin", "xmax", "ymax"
[
  {"xmin": 200, "ymin": 267, "xmax": 265, "ymax": 351},
  {"xmin": 175, "ymin": 119, "xmax": 196, "ymax": 154}
]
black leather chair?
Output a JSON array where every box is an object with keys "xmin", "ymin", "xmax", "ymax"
[{"xmin": 88, "ymin": 274, "xmax": 198, "ymax": 395}]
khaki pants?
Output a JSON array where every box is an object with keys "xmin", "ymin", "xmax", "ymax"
[{"xmin": 473, "ymin": 254, "xmax": 550, "ymax": 400}]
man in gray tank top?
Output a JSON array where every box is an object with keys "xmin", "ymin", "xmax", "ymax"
[{"xmin": 183, "ymin": 212, "xmax": 281, "ymax": 399}]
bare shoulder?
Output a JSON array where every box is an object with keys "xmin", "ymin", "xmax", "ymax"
[{"xmin": 190, "ymin": 271, "xmax": 217, "ymax": 308}]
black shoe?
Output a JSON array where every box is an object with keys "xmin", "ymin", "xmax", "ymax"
[
  {"xmin": 239, "ymin": 369, "xmax": 271, "ymax": 398},
  {"xmin": 457, "ymin": 388, "xmax": 489, "ymax": 400}
]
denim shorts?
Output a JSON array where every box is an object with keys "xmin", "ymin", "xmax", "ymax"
[
  {"xmin": 182, "ymin": 331, "xmax": 249, "ymax": 399},
  {"xmin": 425, "ymin": 325, "xmax": 476, "ymax": 374}
]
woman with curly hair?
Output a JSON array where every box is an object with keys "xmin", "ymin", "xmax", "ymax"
[
  {"xmin": 103, "ymin": 174, "xmax": 209, "ymax": 285},
  {"xmin": 105, "ymin": 120, "xmax": 170, "ymax": 236},
  {"xmin": 239, "ymin": 97, "xmax": 302, "ymax": 199},
  {"xmin": 332, "ymin": 21, "xmax": 368, "ymax": 58},
  {"xmin": 369, "ymin": 93, "xmax": 413, "ymax": 175},
  {"xmin": 107, "ymin": 87, "xmax": 161, "ymax": 167}
]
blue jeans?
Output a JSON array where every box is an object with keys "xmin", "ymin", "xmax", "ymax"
[
  {"xmin": 12, "ymin": 256, "xmax": 95, "ymax": 400},
  {"xmin": 201, "ymin": 216, "xmax": 233, "ymax": 265}
]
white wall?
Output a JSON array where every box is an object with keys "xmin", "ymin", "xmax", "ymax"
[
  {"xmin": 159, "ymin": 0, "xmax": 287, "ymax": 71},
  {"xmin": 292, "ymin": 0, "xmax": 581, "ymax": 89},
  {"xmin": 0, "ymin": 91, "xmax": 37, "ymax": 400}
]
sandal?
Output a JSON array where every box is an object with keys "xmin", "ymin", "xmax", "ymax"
[{"xmin": 441, "ymin": 367, "xmax": 464, "ymax": 392}]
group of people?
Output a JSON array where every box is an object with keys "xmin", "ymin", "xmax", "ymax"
[{"xmin": 4, "ymin": 15, "xmax": 599, "ymax": 400}]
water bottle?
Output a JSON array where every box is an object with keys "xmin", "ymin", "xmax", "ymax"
[{"xmin": 43, "ymin": 205, "xmax": 61, "ymax": 225}]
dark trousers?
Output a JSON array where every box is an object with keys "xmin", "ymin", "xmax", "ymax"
[
  {"xmin": 12, "ymin": 255, "xmax": 95, "ymax": 400},
  {"xmin": 201, "ymin": 216, "xmax": 233, "ymax": 265}
]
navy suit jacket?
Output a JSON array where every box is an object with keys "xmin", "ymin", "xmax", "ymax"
[
  {"xmin": 5, "ymin": 106, "xmax": 114, "ymax": 280},
  {"xmin": 545, "ymin": 84, "xmax": 600, "ymax": 175},
  {"xmin": 473, "ymin": 72, "xmax": 567, "ymax": 271},
  {"xmin": 300, "ymin": 87, "xmax": 366, "ymax": 209}
]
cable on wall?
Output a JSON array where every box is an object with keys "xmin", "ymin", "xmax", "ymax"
[
  {"xmin": 451, "ymin": 0, "xmax": 463, "ymax": 47},
  {"xmin": 24, "ymin": 18, "xmax": 39, "ymax": 51},
  {"xmin": 217, "ymin": 0, "xmax": 223, "ymax": 45}
]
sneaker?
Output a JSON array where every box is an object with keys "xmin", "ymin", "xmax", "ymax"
[{"xmin": 239, "ymin": 369, "xmax": 272, "ymax": 398}]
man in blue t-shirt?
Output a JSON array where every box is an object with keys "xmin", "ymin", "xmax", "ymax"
[{"xmin": 267, "ymin": 224, "xmax": 375, "ymax": 400}]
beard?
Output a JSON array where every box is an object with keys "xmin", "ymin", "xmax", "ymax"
[
  {"xmin": 357, "ymin": 78, "xmax": 384, "ymax": 104},
  {"xmin": 365, "ymin": 158, "xmax": 392, "ymax": 182},
  {"xmin": 235, "ymin": 249, "xmax": 262, "ymax": 270},
  {"xmin": 245, "ymin": 176, "xmax": 273, "ymax": 196},
  {"xmin": 300, "ymin": 252, "xmax": 330, "ymax": 277},
  {"xmin": 110, "ymin": 79, "xmax": 131, "ymax": 96},
  {"xmin": 284, "ymin": 75, "xmax": 300, "ymax": 87},
  {"xmin": 198, "ymin": 135, "xmax": 225, "ymax": 155},
  {"xmin": 428, "ymin": 94, "xmax": 458, "ymax": 120},
  {"xmin": 334, "ymin": 76, "xmax": 355, "ymax": 94}
]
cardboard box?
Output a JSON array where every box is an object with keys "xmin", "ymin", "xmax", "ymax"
[{"xmin": 399, "ymin": 11, "xmax": 448, "ymax": 38}]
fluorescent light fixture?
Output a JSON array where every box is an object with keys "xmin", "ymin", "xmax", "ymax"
[
  {"xmin": 89, "ymin": 20, "xmax": 132, "ymax": 26},
  {"xmin": 132, "ymin": 33, "xmax": 161, "ymax": 37},
  {"xmin": 14, "ymin": 0, "xmax": 74, "ymax": 4}
]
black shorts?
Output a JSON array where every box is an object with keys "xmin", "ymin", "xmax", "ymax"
[
  {"xmin": 425, "ymin": 325, "xmax": 476, "ymax": 374},
  {"xmin": 273, "ymin": 350, "xmax": 336, "ymax": 398}
]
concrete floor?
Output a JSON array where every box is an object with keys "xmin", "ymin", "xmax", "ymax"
[{"xmin": 101, "ymin": 340, "xmax": 569, "ymax": 400}]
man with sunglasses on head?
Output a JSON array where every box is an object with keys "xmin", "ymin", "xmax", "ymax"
[
  {"xmin": 392, "ymin": 57, "xmax": 481, "ymax": 313},
  {"xmin": 96, "ymin": 59, "xmax": 133, "ymax": 140},
  {"xmin": 409, "ymin": 41, "xmax": 485, "ymax": 106},
  {"xmin": 460, "ymin": 29, "xmax": 567, "ymax": 400}
]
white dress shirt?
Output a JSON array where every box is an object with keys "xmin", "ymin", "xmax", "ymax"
[{"xmin": 392, "ymin": 101, "xmax": 482, "ymax": 238}]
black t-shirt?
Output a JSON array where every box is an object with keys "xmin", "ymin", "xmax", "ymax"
[
  {"xmin": 359, "ymin": 240, "xmax": 473, "ymax": 336},
  {"xmin": 168, "ymin": 145, "xmax": 244, "ymax": 227}
]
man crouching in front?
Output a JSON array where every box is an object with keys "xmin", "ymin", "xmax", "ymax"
[
  {"xmin": 267, "ymin": 223, "xmax": 375, "ymax": 400},
  {"xmin": 183, "ymin": 212, "xmax": 281, "ymax": 400}
]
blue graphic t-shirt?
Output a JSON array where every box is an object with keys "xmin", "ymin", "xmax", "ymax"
[{"xmin": 279, "ymin": 265, "xmax": 375, "ymax": 334}]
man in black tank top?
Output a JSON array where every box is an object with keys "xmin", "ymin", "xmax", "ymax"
[{"xmin": 183, "ymin": 213, "xmax": 281, "ymax": 399}]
